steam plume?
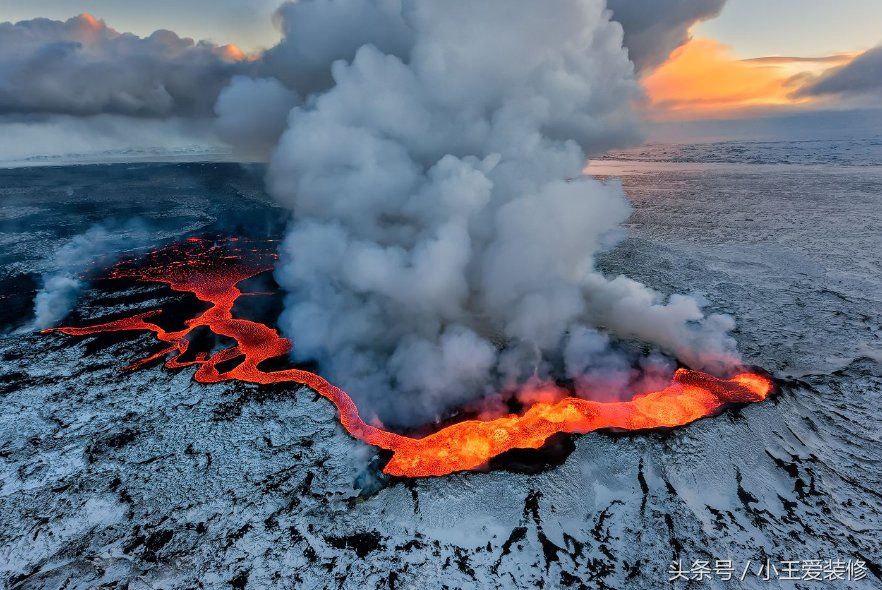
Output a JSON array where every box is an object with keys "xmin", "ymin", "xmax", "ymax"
[
  {"xmin": 32, "ymin": 222, "xmax": 150, "ymax": 330},
  {"xmin": 217, "ymin": 0, "xmax": 742, "ymax": 426},
  {"xmin": 214, "ymin": 76, "xmax": 300, "ymax": 159}
]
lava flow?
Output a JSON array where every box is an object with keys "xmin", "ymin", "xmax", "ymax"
[{"xmin": 45, "ymin": 238, "xmax": 773, "ymax": 478}]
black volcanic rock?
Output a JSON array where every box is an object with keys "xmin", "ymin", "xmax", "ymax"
[{"xmin": 1, "ymin": 161, "xmax": 881, "ymax": 589}]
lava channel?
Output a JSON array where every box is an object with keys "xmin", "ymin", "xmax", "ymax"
[{"xmin": 45, "ymin": 238, "xmax": 773, "ymax": 478}]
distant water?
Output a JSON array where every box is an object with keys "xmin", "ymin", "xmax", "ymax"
[
  {"xmin": 601, "ymin": 137, "xmax": 882, "ymax": 167},
  {"xmin": 0, "ymin": 145, "xmax": 239, "ymax": 169}
]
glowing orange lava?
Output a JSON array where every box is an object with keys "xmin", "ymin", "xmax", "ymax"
[{"xmin": 45, "ymin": 238, "xmax": 773, "ymax": 478}]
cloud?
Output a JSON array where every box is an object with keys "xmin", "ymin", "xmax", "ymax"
[
  {"xmin": 606, "ymin": 0, "xmax": 726, "ymax": 72},
  {"xmin": 0, "ymin": 13, "xmax": 250, "ymax": 118},
  {"xmin": 642, "ymin": 38, "xmax": 814, "ymax": 118},
  {"xmin": 0, "ymin": 1, "xmax": 286, "ymax": 54},
  {"xmin": 641, "ymin": 37, "xmax": 879, "ymax": 120},
  {"xmin": 1, "ymin": 2, "xmax": 730, "ymax": 128},
  {"xmin": 796, "ymin": 44, "xmax": 882, "ymax": 100},
  {"xmin": 742, "ymin": 54, "xmax": 855, "ymax": 66}
]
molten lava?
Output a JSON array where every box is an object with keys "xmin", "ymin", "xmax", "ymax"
[{"xmin": 46, "ymin": 238, "xmax": 772, "ymax": 478}]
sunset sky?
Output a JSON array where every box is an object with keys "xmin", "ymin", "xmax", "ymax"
[
  {"xmin": 643, "ymin": 0, "xmax": 881, "ymax": 120},
  {"xmin": 642, "ymin": 39, "xmax": 849, "ymax": 119},
  {"xmin": 0, "ymin": 0, "xmax": 880, "ymax": 157},
  {"xmin": 2, "ymin": 0, "xmax": 880, "ymax": 124},
  {"xmin": 3, "ymin": 0, "xmax": 879, "ymax": 58}
]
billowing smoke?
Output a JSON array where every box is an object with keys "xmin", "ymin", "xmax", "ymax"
[
  {"xmin": 6, "ymin": 1, "xmax": 744, "ymax": 426},
  {"xmin": 563, "ymin": 326, "xmax": 677, "ymax": 402},
  {"xmin": 0, "ymin": 14, "xmax": 249, "ymax": 118},
  {"xmin": 214, "ymin": 76, "xmax": 300, "ymax": 158},
  {"xmin": 261, "ymin": 0, "xmax": 413, "ymax": 95},
  {"xmin": 31, "ymin": 221, "xmax": 150, "ymax": 330},
  {"xmin": 212, "ymin": 0, "xmax": 742, "ymax": 427},
  {"xmin": 211, "ymin": 0, "xmax": 731, "ymax": 154}
]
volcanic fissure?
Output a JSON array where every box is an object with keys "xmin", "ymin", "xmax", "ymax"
[{"xmin": 46, "ymin": 238, "xmax": 772, "ymax": 478}]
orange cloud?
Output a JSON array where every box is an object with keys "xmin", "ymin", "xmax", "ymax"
[
  {"xmin": 641, "ymin": 38, "xmax": 852, "ymax": 120},
  {"xmin": 78, "ymin": 13, "xmax": 102, "ymax": 29},
  {"xmin": 215, "ymin": 43, "xmax": 252, "ymax": 62}
]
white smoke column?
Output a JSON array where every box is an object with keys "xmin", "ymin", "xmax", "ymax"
[
  {"xmin": 214, "ymin": 76, "xmax": 300, "ymax": 159},
  {"xmin": 562, "ymin": 325, "xmax": 677, "ymax": 402},
  {"xmin": 31, "ymin": 222, "xmax": 150, "ymax": 330},
  {"xmin": 233, "ymin": 0, "xmax": 741, "ymax": 426}
]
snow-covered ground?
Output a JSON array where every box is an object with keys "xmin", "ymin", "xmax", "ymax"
[{"xmin": 1, "ymin": 154, "xmax": 880, "ymax": 589}]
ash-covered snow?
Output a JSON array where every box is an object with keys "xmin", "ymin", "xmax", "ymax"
[{"xmin": 1, "ymin": 157, "xmax": 881, "ymax": 589}]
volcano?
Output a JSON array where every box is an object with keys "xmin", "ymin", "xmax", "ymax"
[
  {"xmin": 46, "ymin": 237, "xmax": 772, "ymax": 478},
  {"xmin": 3, "ymin": 162, "xmax": 880, "ymax": 589}
]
